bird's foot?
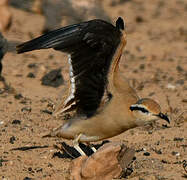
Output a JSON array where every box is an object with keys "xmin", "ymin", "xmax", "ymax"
[
  {"xmin": 73, "ymin": 134, "xmax": 86, "ymax": 156},
  {"xmin": 74, "ymin": 144, "xmax": 86, "ymax": 156}
]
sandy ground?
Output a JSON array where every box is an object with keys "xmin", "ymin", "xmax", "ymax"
[{"xmin": 0, "ymin": 0, "xmax": 186, "ymax": 179}]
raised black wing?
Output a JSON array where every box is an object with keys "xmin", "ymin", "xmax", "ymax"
[{"xmin": 17, "ymin": 18, "xmax": 124, "ymax": 117}]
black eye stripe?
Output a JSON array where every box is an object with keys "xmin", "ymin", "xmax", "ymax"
[{"xmin": 130, "ymin": 106, "xmax": 149, "ymax": 113}]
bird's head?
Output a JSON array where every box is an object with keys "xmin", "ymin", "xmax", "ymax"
[{"xmin": 130, "ymin": 98, "xmax": 170, "ymax": 126}]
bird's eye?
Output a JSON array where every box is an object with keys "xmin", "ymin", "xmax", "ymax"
[{"xmin": 130, "ymin": 105, "xmax": 149, "ymax": 113}]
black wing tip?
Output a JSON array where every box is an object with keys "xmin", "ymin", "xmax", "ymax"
[
  {"xmin": 116, "ymin": 17, "xmax": 125, "ymax": 30},
  {"xmin": 16, "ymin": 41, "xmax": 37, "ymax": 54},
  {"xmin": 16, "ymin": 44, "xmax": 24, "ymax": 54},
  {"xmin": 16, "ymin": 41, "xmax": 31, "ymax": 54}
]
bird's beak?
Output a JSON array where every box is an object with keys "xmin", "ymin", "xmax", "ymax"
[{"xmin": 156, "ymin": 112, "xmax": 170, "ymax": 124}]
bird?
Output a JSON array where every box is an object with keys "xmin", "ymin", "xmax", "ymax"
[{"xmin": 16, "ymin": 17, "xmax": 170, "ymax": 155}]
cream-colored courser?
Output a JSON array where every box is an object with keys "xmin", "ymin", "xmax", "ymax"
[{"xmin": 17, "ymin": 17, "xmax": 170, "ymax": 155}]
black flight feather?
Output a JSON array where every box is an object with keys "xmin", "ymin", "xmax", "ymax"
[{"xmin": 16, "ymin": 18, "xmax": 124, "ymax": 117}]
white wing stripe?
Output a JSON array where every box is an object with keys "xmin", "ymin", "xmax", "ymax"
[
  {"xmin": 68, "ymin": 55, "xmax": 76, "ymax": 94},
  {"xmin": 64, "ymin": 55, "xmax": 76, "ymax": 105}
]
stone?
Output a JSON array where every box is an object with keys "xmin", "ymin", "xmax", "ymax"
[
  {"xmin": 71, "ymin": 142, "xmax": 135, "ymax": 180},
  {"xmin": 41, "ymin": 68, "xmax": 64, "ymax": 87}
]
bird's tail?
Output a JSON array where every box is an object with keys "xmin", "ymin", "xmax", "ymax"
[
  {"xmin": 42, "ymin": 126, "xmax": 63, "ymax": 138},
  {"xmin": 16, "ymin": 24, "xmax": 81, "ymax": 54},
  {"xmin": 42, "ymin": 123, "xmax": 74, "ymax": 140}
]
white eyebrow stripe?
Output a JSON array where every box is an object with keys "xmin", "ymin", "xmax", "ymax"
[{"xmin": 130, "ymin": 104, "xmax": 147, "ymax": 109}]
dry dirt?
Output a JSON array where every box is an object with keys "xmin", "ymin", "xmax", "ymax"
[{"xmin": 0, "ymin": 0, "xmax": 187, "ymax": 179}]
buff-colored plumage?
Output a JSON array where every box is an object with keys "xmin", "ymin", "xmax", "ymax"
[{"xmin": 17, "ymin": 17, "xmax": 169, "ymax": 155}]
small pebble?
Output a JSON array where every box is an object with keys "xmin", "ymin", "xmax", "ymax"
[
  {"xmin": 175, "ymin": 79, "xmax": 184, "ymax": 85},
  {"xmin": 176, "ymin": 65, "xmax": 183, "ymax": 72},
  {"xmin": 28, "ymin": 167, "xmax": 32, "ymax": 172},
  {"xmin": 173, "ymin": 137, "xmax": 184, "ymax": 141},
  {"xmin": 182, "ymin": 99, "xmax": 187, "ymax": 103},
  {"xmin": 27, "ymin": 72, "xmax": 35, "ymax": 78},
  {"xmin": 12, "ymin": 119, "xmax": 21, "ymax": 125},
  {"xmin": 139, "ymin": 64, "xmax": 145, "ymax": 70},
  {"xmin": 135, "ymin": 16, "xmax": 144, "ymax": 23},
  {"xmin": 48, "ymin": 163, "xmax": 53, "ymax": 167},
  {"xmin": 168, "ymin": 77, "xmax": 174, "ymax": 82},
  {"xmin": 121, "ymin": 167, "xmax": 133, "ymax": 178},
  {"xmin": 19, "ymin": 99, "xmax": 27, "ymax": 104},
  {"xmin": 21, "ymin": 107, "xmax": 32, "ymax": 112},
  {"xmin": 28, "ymin": 63, "xmax": 37, "ymax": 68},
  {"xmin": 143, "ymin": 152, "xmax": 150, "ymax": 156},
  {"xmin": 9, "ymin": 136, "xmax": 16, "ymax": 144},
  {"xmin": 172, "ymin": 151, "xmax": 180, "ymax": 156},
  {"xmin": 36, "ymin": 168, "xmax": 42, "ymax": 172},
  {"xmin": 166, "ymin": 83, "xmax": 176, "ymax": 90},
  {"xmin": 41, "ymin": 68, "xmax": 64, "ymax": 87},
  {"xmin": 139, "ymin": 178, "xmax": 145, "ymax": 180},
  {"xmin": 23, "ymin": 177, "xmax": 32, "ymax": 180},
  {"xmin": 133, "ymin": 69, "xmax": 138, "ymax": 73},
  {"xmin": 154, "ymin": 149, "xmax": 162, "ymax": 154},
  {"xmin": 148, "ymin": 131, "xmax": 153, "ymax": 134},
  {"xmin": 14, "ymin": 93, "xmax": 23, "ymax": 100},
  {"xmin": 136, "ymin": 148, "xmax": 144, "ymax": 152},
  {"xmin": 41, "ymin": 109, "xmax": 52, "ymax": 115},
  {"xmin": 161, "ymin": 159, "xmax": 170, "ymax": 164}
]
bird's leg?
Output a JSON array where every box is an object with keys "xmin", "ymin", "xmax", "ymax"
[
  {"xmin": 73, "ymin": 134, "xmax": 86, "ymax": 156},
  {"xmin": 86, "ymin": 142, "xmax": 97, "ymax": 153},
  {"xmin": 91, "ymin": 146, "xmax": 97, "ymax": 153}
]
